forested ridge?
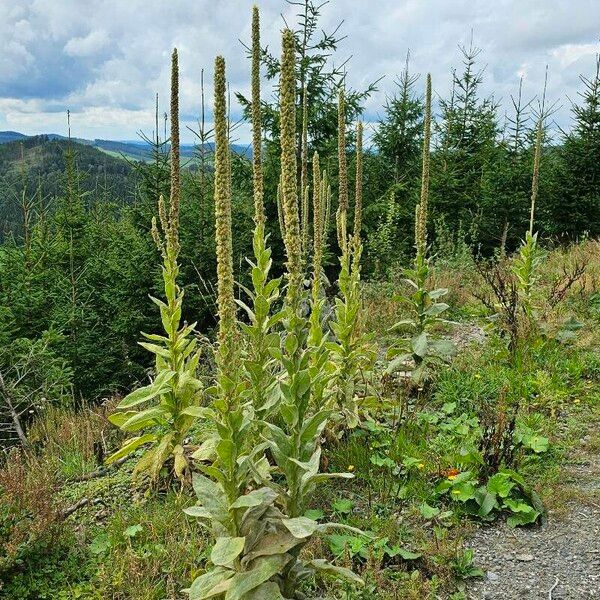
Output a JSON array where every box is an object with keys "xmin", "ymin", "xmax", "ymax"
[{"xmin": 0, "ymin": 2, "xmax": 599, "ymax": 599}]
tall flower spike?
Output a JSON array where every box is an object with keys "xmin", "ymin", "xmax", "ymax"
[
  {"xmin": 214, "ymin": 56, "xmax": 236, "ymax": 357},
  {"xmin": 353, "ymin": 121, "xmax": 363, "ymax": 245},
  {"xmin": 301, "ymin": 85, "xmax": 309, "ymax": 253},
  {"xmin": 251, "ymin": 5, "xmax": 264, "ymax": 226},
  {"xmin": 280, "ymin": 29, "xmax": 302, "ymax": 307},
  {"xmin": 336, "ymin": 90, "xmax": 348, "ymax": 251},
  {"xmin": 169, "ymin": 48, "xmax": 180, "ymax": 251},
  {"xmin": 416, "ymin": 73, "xmax": 432, "ymax": 259},
  {"xmin": 529, "ymin": 118, "xmax": 543, "ymax": 235},
  {"xmin": 312, "ymin": 152, "xmax": 322, "ymax": 286}
]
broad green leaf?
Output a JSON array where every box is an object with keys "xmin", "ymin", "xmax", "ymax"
[
  {"xmin": 104, "ymin": 434, "xmax": 156, "ymax": 464},
  {"xmin": 487, "ymin": 473, "xmax": 514, "ymax": 498},
  {"xmin": 419, "ymin": 503, "xmax": 440, "ymax": 519},
  {"xmin": 120, "ymin": 406, "xmax": 170, "ymax": 431},
  {"xmin": 396, "ymin": 548, "xmax": 422, "ymax": 560},
  {"xmin": 139, "ymin": 341, "xmax": 172, "ymax": 359},
  {"xmin": 307, "ymin": 559, "xmax": 364, "ymax": 585},
  {"xmin": 183, "ymin": 506, "xmax": 213, "ymax": 519},
  {"xmin": 225, "ymin": 554, "xmax": 290, "ymax": 600},
  {"xmin": 241, "ymin": 531, "xmax": 302, "ymax": 565},
  {"xmin": 478, "ymin": 492, "xmax": 498, "ymax": 517},
  {"xmin": 211, "ymin": 537, "xmax": 245, "ymax": 567},
  {"xmin": 244, "ymin": 582, "xmax": 286, "ymax": 600},
  {"xmin": 282, "ymin": 516, "xmax": 319, "ymax": 539},
  {"xmin": 117, "ymin": 370, "xmax": 176, "ymax": 408},
  {"xmin": 187, "ymin": 567, "xmax": 233, "ymax": 600},
  {"xmin": 192, "ymin": 437, "xmax": 218, "ymax": 461},
  {"xmin": 411, "ymin": 331, "xmax": 428, "ymax": 358},
  {"xmin": 191, "ymin": 473, "xmax": 229, "ymax": 523},
  {"xmin": 181, "ymin": 405, "xmax": 213, "ymax": 419},
  {"xmin": 230, "ymin": 488, "xmax": 272, "ymax": 509}
]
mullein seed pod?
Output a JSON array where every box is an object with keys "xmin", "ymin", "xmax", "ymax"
[
  {"xmin": 214, "ymin": 56, "xmax": 236, "ymax": 355},
  {"xmin": 416, "ymin": 74, "xmax": 432, "ymax": 259},
  {"xmin": 251, "ymin": 5, "xmax": 264, "ymax": 226},
  {"xmin": 336, "ymin": 90, "xmax": 348, "ymax": 251},
  {"xmin": 529, "ymin": 118, "xmax": 543, "ymax": 236},
  {"xmin": 277, "ymin": 178, "xmax": 286, "ymax": 239},
  {"xmin": 280, "ymin": 29, "xmax": 302, "ymax": 307},
  {"xmin": 324, "ymin": 180, "xmax": 332, "ymax": 246},
  {"xmin": 301, "ymin": 184, "xmax": 310, "ymax": 255}
]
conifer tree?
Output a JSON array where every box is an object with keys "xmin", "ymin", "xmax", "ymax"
[{"xmin": 554, "ymin": 55, "xmax": 600, "ymax": 238}]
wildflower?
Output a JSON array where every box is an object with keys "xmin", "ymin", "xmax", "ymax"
[
  {"xmin": 417, "ymin": 463, "xmax": 425, "ymax": 470},
  {"xmin": 347, "ymin": 465, "xmax": 355, "ymax": 472},
  {"xmin": 474, "ymin": 373, "xmax": 482, "ymax": 379},
  {"xmin": 443, "ymin": 468, "xmax": 460, "ymax": 479}
]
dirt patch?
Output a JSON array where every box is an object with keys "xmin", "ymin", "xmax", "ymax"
[{"xmin": 466, "ymin": 454, "xmax": 600, "ymax": 599}]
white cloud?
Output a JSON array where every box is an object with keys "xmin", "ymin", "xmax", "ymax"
[
  {"xmin": 0, "ymin": 0, "xmax": 599, "ymax": 141},
  {"xmin": 64, "ymin": 30, "xmax": 110, "ymax": 57}
]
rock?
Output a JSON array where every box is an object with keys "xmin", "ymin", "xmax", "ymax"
[
  {"xmin": 517, "ymin": 553, "xmax": 534, "ymax": 562},
  {"xmin": 487, "ymin": 572, "xmax": 499, "ymax": 583}
]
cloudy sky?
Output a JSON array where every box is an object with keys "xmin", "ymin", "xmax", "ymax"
[{"xmin": 1, "ymin": 0, "xmax": 599, "ymax": 143}]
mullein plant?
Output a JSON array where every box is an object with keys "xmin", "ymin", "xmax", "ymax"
[
  {"xmin": 512, "ymin": 118, "xmax": 544, "ymax": 319},
  {"xmin": 185, "ymin": 55, "xmax": 296, "ymax": 600},
  {"xmin": 386, "ymin": 75, "xmax": 455, "ymax": 387},
  {"xmin": 107, "ymin": 50, "xmax": 205, "ymax": 482},
  {"xmin": 259, "ymin": 30, "xmax": 361, "ymax": 595},
  {"xmin": 185, "ymin": 22, "xmax": 361, "ymax": 600},
  {"xmin": 328, "ymin": 118, "xmax": 376, "ymax": 427},
  {"xmin": 236, "ymin": 5, "xmax": 284, "ymax": 419}
]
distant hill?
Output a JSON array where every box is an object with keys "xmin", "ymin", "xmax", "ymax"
[
  {"xmin": 0, "ymin": 131, "xmax": 28, "ymax": 144},
  {"xmin": 0, "ymin": 131, "xmax": 252, "ymax": 163},
  {"xmin": 0, "ymin": 135, "xmax": 135, "ymax": 237}
]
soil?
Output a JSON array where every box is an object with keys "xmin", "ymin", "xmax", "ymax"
[{"xmin": 466, "ymin": 451, "xmax": 600, "ymax": 599}]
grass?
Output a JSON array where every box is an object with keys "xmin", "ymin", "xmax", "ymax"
[{"xmin": 0, "ymin": 240, "xmax": 598, "ymax": 599}]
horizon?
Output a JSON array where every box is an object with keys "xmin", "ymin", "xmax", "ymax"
[{"xmin": 1, "ymin": 1, "xmax": 600, "ymax": 143}]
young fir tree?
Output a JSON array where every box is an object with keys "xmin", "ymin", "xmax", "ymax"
[
  {"xmin": 432, "ymin": 39, "xmax": 499, "ymax": 244},
  {"xmin": 373, "ymin": 52, "xmax": 424, "ymax": 184},
  {"xmin": 554, "ymin": 55, "xmax": 600, "ymax": 239}
]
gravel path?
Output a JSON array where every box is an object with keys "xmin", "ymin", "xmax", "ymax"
[{"xmin": 466, "ymin": 453, "xmax": 600, "ymax": 599}]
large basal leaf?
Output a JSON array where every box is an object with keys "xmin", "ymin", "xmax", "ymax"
[
  {"xmin": 411, "ymin": 331, "xmax": 428, "ymax": 358},
  {"xmin": 225, "ymin": 554, "xmax": 291, "ymax": 600},
  {"xmin": 282, "ymin": 516, "xmax": 320, "ymax": 539},
  {"xmin": 241, "ymin": 530, "xmax": 303, "ymax": 566},
  {"xmin": 211, "ymin": 536, "xmax": 246, "ymax": 567},
  {"xmin": 104, "ymin": 433, "xmax": 156, "ymax": 464},
  {"xmin": 191, "ymin": 473, "xmax": 229, "ymax": 524},
  {"xmin": 186, "ymin": 567, "xmax": 233, "ymax": 600},
  {"xmin": 307, "ymin": 559, "xmax": 364, "ymax": 585},
  {"xmin": 243, "ymin": 581, "xmax": 286, "ymax": 600}
]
